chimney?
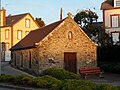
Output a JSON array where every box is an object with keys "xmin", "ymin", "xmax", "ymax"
[
  {"xmin": 0, "ymin": 7, "xmax": 6, "ymax": 26},
  {"xmin": 60, "ymin": 8, "xmax": 62, "ymax": 21}
]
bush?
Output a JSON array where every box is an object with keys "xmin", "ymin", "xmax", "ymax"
[
  {"xmin": 15, "ymin": 74, "xmax": 34, "ymax": 86},
  {"xmin": 42, "ymin": 68, "xmax": 80, "ymax": 80},
  {"xmin": 96, "ymin": 84, "xmax": 117, "ymax": 90},
  {"xmin": 61, "ymin": 79, "xmax": 96, "ymax": 90},
  {"xmin": 35, "ymin": 75, "xmax": 62, "ymax": 90},
  {"xmin": 98, "ymin": 62, "xmax": 120, "ymax": 73},
  {"xmin": 0, "ymin": 74, "xmax": 15, "ymax": 83}
]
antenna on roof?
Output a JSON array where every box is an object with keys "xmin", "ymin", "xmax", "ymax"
[{"xmin": 60, "ymin": 8, "xmax": 62, "ymax": 21}]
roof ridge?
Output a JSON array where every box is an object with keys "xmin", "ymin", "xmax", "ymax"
[
  {"xmin": 31, "ymin": 18, "xmax": 65, "ymax": 32},
  {"xmin": 6, "ymin": 13, "xmax": 29, "ymax": 18}
]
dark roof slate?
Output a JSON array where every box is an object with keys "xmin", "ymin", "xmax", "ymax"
[
  {"xmin": 101, "ymin": 0, "xmax": 114, "ymax": 10},
  {"xmin": 6, "ymin": 13, "xmax": 28, "ymax": 26},
  {"xmin": 10, "ymin": 19, "xmax": 65, "ymax": 51}
]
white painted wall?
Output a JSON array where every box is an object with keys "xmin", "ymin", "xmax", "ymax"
[{"xmin": 105, "ymin": 9, "xmax": 120, "ymax": 28}]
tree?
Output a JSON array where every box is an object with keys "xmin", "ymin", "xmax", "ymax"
[
  {"xmin": 74, "ymin": 9, "xmax": 98, "ymax": 27},
  {"xmin": 35, "ymin": 18, "xmax": 45, "ymax": 27},
  {"xmin": 74, "ymin": 9, "xmax": 111, "ymax": 46}
]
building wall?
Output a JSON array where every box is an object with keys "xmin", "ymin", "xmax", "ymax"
[
  {"xmin": 12, "ymin": 17, "xmax": 97, "ymax": 74},
  {"xmin": 1, "ymin": 14, "xmax": 39, "ymax": 61},
  {"xmin": 104, "ymin": 9, "xmax": 120, "ymax": 28},
  {"xmin": 1, "ymin": 27, "xmax": 12, "ymax": 46},
  {"xmin": 13, "ymin": 14, "xmax": 39, "ymax": 45}
]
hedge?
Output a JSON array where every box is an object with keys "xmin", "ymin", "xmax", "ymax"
[{"xmin": 42, "ymin": 68, "xmax": 80, "ymax": 80}]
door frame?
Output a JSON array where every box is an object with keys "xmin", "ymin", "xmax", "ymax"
[{"xmin": 64, "ymin": 52, "xmax": 77, "ymax": 73}]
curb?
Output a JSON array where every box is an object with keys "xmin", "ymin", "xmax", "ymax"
[{"xmin": 0, "ymin": 83, "xmax": 48, "ymax": 90}]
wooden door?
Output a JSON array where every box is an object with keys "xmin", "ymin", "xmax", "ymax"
[{"xmin": 64, "ymin": 52, "xmax": 77, "ymax": 73}]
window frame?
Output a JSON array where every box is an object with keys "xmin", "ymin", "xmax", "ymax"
[
  {"xmin": 5, "ymin": 29, "xmax": 10, "ymax": 39},
  {"xmin": 17, "ymin": 30, "xmax": 22, "ymax": 40},
  {"xmin": 111, "ymin": 31, "xmax": 120, "ymax": 43},
  {"xmin": 116, "ymin": 0, "xmax": 120, "ymax": 7},
  {"xmin": 25, "ymin": 19, "xmax": 30, "ymax": 28},
  {"xmin": 110, "ymin": 14, "xmax": 120, "ymax": 28}
]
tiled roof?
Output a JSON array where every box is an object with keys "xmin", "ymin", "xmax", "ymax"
[
  {"xmin": 10, "ymin": 19, "xmax": 65, "ymax": 51},
  {"xmin": 6, "ymin": 13, "xmax": 29, "ymax": 26}
]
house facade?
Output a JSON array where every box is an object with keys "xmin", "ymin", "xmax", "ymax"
[
  {"xmin": 0, "ymin": 7, "xmax": 40, "ymax": 61},
  {"xmin": 10, "ymin": 13, "xmax": 97, "ymax": 74},
  {"xmin": 101, "ymin": 0, "xmax": 120, "ymax": 44}
]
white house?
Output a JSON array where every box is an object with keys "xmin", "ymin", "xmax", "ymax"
[{"xmin": 101, "ymin": 0, "xmax": 120, "ymax": 44}]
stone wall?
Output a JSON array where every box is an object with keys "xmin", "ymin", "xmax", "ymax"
[{"xmin": 12, "ymin": 17, "xmax": 97, "ymax": 74}]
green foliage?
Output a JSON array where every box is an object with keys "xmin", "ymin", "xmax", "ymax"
[
  {"xmin": 15, "ymin": 74, "xmax": 34, "ymax": 86},
  {"xmin": 0, "ymin": 74, "xmax": 15, "ymax": 83},
  {"xmin": 74, "ymin": 9, "xmax": 111, "ymax": 46},
  {"xmin": 96, "ymin": 84, "xmax": 118, "ymax": 90},
  {"xmin": 61, "ymin": 79, "xmax": 96, "ymax": 90},
  {"xmin": 35, "ymin": 75, "xmax": 62, "ymax": 90},
  {"xmin": 0, "ymin": 74, "xmax": 119, "ymax": 90},
  {"xmin": 42, "ymin": 68, "xmax": 80, "ymax": 80},
  {"xmin": 74, "ymin": 9, "xmax": 98, "ymax": 27},
  {"xmin": 98, "ymin": 62, "xmax": 120, "ymax": 73},
  {"xmin": 116, "ymin": 86, "xmax": 120, "ymax": 90}
]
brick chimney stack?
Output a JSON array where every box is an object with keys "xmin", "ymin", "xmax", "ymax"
[
  {"xmin": 0, "ymin": 7, "xmax": 6, "ymax": 26},
  {"xmin": 60, "ymin": 8, "xmax": 62, "ymax": 21}
]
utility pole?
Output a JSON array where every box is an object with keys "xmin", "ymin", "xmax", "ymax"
[{"xmin": 0, "ymin": 0, "xmax": 1, "ymax": 75}]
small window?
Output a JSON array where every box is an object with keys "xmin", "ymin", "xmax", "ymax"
[
  {"xmin": 68, "ymin": 31, "xmax": 72, "ymax": 40},
  {"xmin": 17, "ymin": 30, "xmax": 22, "ymax": 40},
  {"xmin": 111, "ymin": 32, "xmax": 119, "ymax": 43},
  {"xmin": 25, "ymin": 31, "xmax": 29, "ymax": 35},
  {"xmin": 25, "ymin": 19, "xmax": 30, "ymax": 28},
  {"xmin": 116, "ymin": 1, "xmax": 120, "ymax": 7},
  {"xmin": 5, "ymin": 29, "xmax": 9, "ymax": 39},
  {"xmin": 111, "ymin": 15, "xmax": 119, "ymax": 27}
]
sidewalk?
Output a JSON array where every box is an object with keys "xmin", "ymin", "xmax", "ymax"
[
  {"xmin": 0, "ymin": 83, "xmax": 48, "ymax": 90},
  {"xmin": 1, "ymin": 62, "xmax": 34, "ymax": 77},
  {"xmin": 84, "ymin": 72, "xmax": 120, "ymax": 86}
]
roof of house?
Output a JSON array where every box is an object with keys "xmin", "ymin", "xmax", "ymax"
[
  {"xmin": 6, "ymin": 13, "xmax": 29, "ymax": 26},
  {"xmin": 101, "ymin": 0, "xmax": 120, "ymax": 10},
  {"xmin": 101, "ymin": 0, "xmax": 114, "ymax": 10},
  {"xmin": 4, "ymin": 13, "xmax": 40, "ymax": 27},
  {"xmin": 10, "ymin": 19, "xmax": 65, "ymax": 51}
]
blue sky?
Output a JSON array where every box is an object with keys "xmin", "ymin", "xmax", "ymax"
[{"xmin": 1, "ymin": 0, "xmax": 103, "ymax": 25}]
